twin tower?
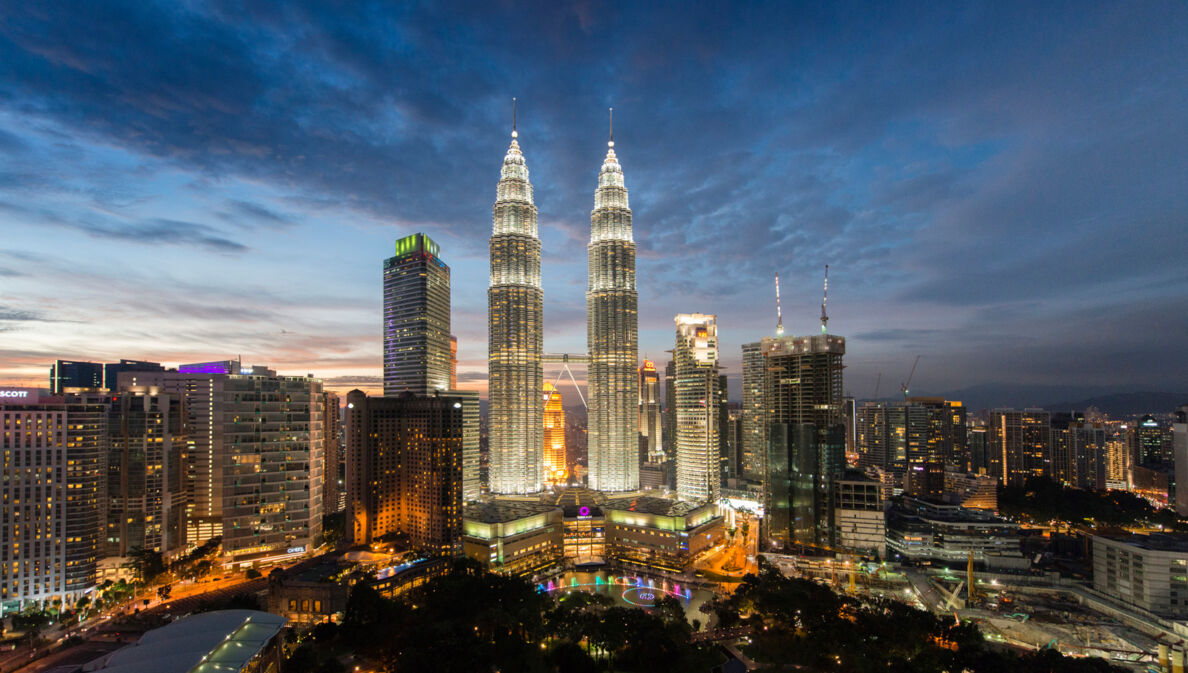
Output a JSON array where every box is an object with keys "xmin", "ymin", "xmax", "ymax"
[{"xmin": 488, "ymin": 114, "xmax": 638, "ymax": 494}]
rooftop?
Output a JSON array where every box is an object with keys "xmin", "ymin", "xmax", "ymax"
[
  {"xmin": 603, "ymin": 495, "xmax": 702, "ymax": 517},
  {"xmin": 464, "ymin": 500, "xmax": 559, "ymax": 524},
  {"xmin": 82, "ymin": 610, "xmax": 285, "ymax": 673},
  {"xmin": 1098, "ymin": 533, "xmax": 1188, "ymax": 553}
]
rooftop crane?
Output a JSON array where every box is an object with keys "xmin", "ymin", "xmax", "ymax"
[
  {"xmin": 774, "ymin": 273, "xmax": 784, "ymax": 336},
  {"xmin": 873, "ymin": 372, "xmax": 882, "ymax": 400},
  {"xmin": 820, "ymin": 264, "xmax": 829, "ymax": 334},
  {"xmin": 901, "ymin": 355, "xmax": 921, "ymax": 401}
]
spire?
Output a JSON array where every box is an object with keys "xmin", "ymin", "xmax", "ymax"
[
  {"xmin": 609, "ymin": 107, "xmax": 614, "ymax": 146},
  {"xmin": 512, "ymin": 97, "xmax": 518, "ymax": 139},
  {"xmin": 820, "ymin": 264, "xmax": 829, "ymax": 334}
]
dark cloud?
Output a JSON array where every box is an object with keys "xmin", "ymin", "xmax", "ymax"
[{"xmin": 221, "ymin": 199, "xmax": 295, "ymax": 229}]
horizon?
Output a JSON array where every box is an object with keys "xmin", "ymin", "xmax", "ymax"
[{"xmin": 2, "ymin": 2, "xmax": 1186, "ymax": 403}]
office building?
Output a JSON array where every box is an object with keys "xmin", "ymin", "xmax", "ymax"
[
  {"xmin": 128, "ymin": 362, "xmax": 324, "ymax": 564},
  {"xmin": 462, "ymin": 501, "xmax": 564, "ymax": 576},
  {"xmin": 1050, "ymin": 413, "xmax": 1106, "ymax": 490},
  {"xmin": 586, "ymin": 133, "xmax": 639, "ymax": 492},
  {"xmin": 322, "ymin": 391, "xmax": 342, "ymax": 515},
  {"xmin": 1175, "ymin": 407, "xmax": 1188, "ymax": 516},
  {"xmin": 49, "ymin": 359, "xmax": 102, "ymax": 393},
  {"xmin": 662, "ymin": 359, "xmax": 677, "ymax": 487},
  {"xmin": 455, "ymin": 390, "xmax": 481, "ymax": 502},
  {"xmin": 105, "ymin": 392, "xmax": 187, "ymax": 559},
  {"xmin": 761, "ymin": 333, "xmax": 846, "ymax": 548},
  {"xmin": 673, "ymin": 314, "xmax": 721, "ymax": 504},
  {"xmin": 638, "ymin": 360, "xmax": 662, "ymax": 464},
  {"xmin": 488, "ymin": 126, "xmax": 544, "ymax": 494},
  {"xmin": 102, "ymin": 359, "xmax": 165, "ymax": 390},
  {"xmin": 345, "ymin": 391, "xmax": 463, "ymax": 556},
  {"xmin": 603, "ymin": 496, "xmax": 723, "ymax": 574},
  {"xmin": 1093, "ymin": 534, "xmax": 1188, "ymax": 618},
  {"xmin": 543, "ymin": 382, "xmax": 566, "ymax": 483},
  {"xmin": 0, "ymin": 388, "xmax": 105, "ymax": 611},
  {"xmin": 383, "ymin": 233, "xmax": 451, "ymax": 395},
  {"xmin": 1132, "ymin": 415, "xmax": 1171, "ymax": 465},
  {"xmin": 740, "ymin": 341, "xmax": 765, "ymax": 484},
  {"xmin": 988, "ymin": 409, "xmax": 1051, "ymax": 487}
]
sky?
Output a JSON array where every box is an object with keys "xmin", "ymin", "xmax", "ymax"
[{"xmin": 0, "ymin": 1, "xmax": 1185, "ymax": 405}]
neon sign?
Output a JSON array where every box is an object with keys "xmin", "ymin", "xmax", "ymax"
[
  {"xmin": 578, "ymin": 506, "xmax": 591, "ymax": 517},
  {"xmin": 0, "ymin": 390, "xmax": 29, "ymax": 398}
]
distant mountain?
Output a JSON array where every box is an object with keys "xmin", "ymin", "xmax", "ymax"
[
  {"xmin": 859, "ymin": 383, "xmax": 1187, "ymax": 417},
  {"xmin": 1039, "ymin": 392, "xmax": 1188, "ymax": 418}
]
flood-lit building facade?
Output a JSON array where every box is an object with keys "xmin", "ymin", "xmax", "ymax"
[
  {"xmin": 673, "ymin": 314, "xmax": 721, "ymax": 504},
  {"xmin": 586, "ymin": 136, "xmax": 639, "ymax": 492},
  {"xmin": 638, "ymin": 360, "xmax": 662, "ymax": 465},
  {"xmin": 543, "ymin": 382, "xmax": 566, "ymax": 483},
  {"xmin": 488, "ymin": 128, "xmax": 544, "ymax": 494},
  {"xmin": 384, "ymin": 233, "xmax": 451, "ymax": 396}
]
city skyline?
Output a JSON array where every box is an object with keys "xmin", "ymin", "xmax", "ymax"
[{"xmin": 1, "ymin": 3, "xmax": 1186, "ymax": 402}]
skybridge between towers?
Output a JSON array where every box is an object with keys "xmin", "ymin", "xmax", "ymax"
[{"xmin": 543, "ymin": 353, "xmax": 589, "ymax": 409}]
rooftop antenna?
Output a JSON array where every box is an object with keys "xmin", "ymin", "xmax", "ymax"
[
  {"xmin": 609, "ymin": 107, "xmax": 614, "ymax": 147},
  {"xmin": 820, "ymin": 264, "xmax": 829, "ymax": 334},
  {"xmin": 512, "ymin": 97, "xmax": 517, "ymax": 138},
  {"xmin": 775, "ymin": 273, "xmax": 784, "ymax": 336}
]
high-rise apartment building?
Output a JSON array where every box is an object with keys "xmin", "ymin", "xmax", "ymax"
[
  {"xmin": 856, "ymin": 398, "xmax": 966, "ymax": 472},
  {"xmin": 128, "ymin": 362, "xmax": 323, "ymax": 563},
  {"xmin": 543, "ymin": 382, "xmax": 566, "ymax": 483},
  {"xmin": 344, "ymin": 391, "xmax": 463, "ymax": 556},
  {"xmin": 49, "ymin": 360, "xmax": 103, "ymax": 393},
  {"xmin": 105, "ymin": 392, "xmax": 186, "ymax": 559},
  {"xmin": 587, "ymin": 135, "xmax": 639, "ymax": 492},
  {"xmin": 988, "ymin": 409, "xmax": 1051, "ymax": 487},
  {"xmin": 673, "ymin": 314, "xmax": 721, "ymax": 504},
  {"xmin": 638, "ymin": 361, "xmax": 662, "ymax": 464},
  {"xmin": 1131, "ymin": 415, "xmax": 1171, "ymax": 465},
  {"xmin": 1173, "ymin": 407, "xmax": 1188, "ymax": 516},
  {"xmin": 383, "ymin": 233, "xmax": 451, "ymax": 396},
  {"xmin": 760, "ymin": 333, "xmax": 846, "ymax": 548},
  {"xmin": 1, "ymin": 388, "xmax": 105, "ymax": 610},
  {"xmin": 488, "ymin": 127, "xmax": 544, "ymax": 494},
  {"xmin": 322, "ymin": 391, "xmax": 343, "ymax": 515},
  {"xmin": 740, "ymin": 342, "xmax": 765, "ymax": 484}
]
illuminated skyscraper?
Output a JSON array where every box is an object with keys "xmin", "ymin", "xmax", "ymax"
[
  {"xmin": 384, "ymin": 233, "xmax": 451, "ymax": 395},
  {"xmin": 543, "ymin": 382, "xmax": 566, "ymax": 483},
  {"xmin": 488, "ymin": 122, "xmax": 544, "ymax": 494},
  {"xmin": 638, "ymin": 360, "xmax": 662, "ymax": 463},
  {"xmin": 674, "ymin": 314, "xmax": 721, "ymax": 503},
  {"xmin": 587, "ymin": 121, "xmax": 639, "ymax": 492}
]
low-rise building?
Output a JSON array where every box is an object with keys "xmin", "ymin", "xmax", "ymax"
[
  {"xmin": 462, "ymin": 501, "xmax": 564, "ymax": 576},
  {"xmin": 885, "ymin": 497, "xmax": 1024, "ymax": 569},
  {"xmin": 1093, "ymin": 534, "xmax": 1188, "ymax": 618},
  {"xmin": 603, "ymin": 496, "xmax": 723, "ymax": 573},
  {"xmin": 81, "ymin": 610, "xmax": 285, "ymax": 673}
]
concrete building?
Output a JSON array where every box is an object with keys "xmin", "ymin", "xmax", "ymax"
[
  {"xmin": 942, "ymin": 471, "xmax": 998, "ymax": 510},
  {"xmin": 603, "ymin": 496, "xmax": 723, "ymax": 574},
  {"xmin": 760, "ymin": 333, "xmax": 846, "ymax": 549},
  {"xmin": 0, "ymin": 388, "xmax": 105, "ymax": 612},
  {"xmin": 1093, "ymin": 534, "xmax": 1188, "ymax": 618},
  {"xmin": 488, "ymin": 125, "xmax": 545, "ymax": 495},
  {"xmin": 673, "ymin": 314, "xmax": 721, "ymax": 504},
  {"xmin": 101, "ymin": 360, "xmax": 164, "ymax": 390},
  {"xmin": 586, "ymin": 133, "xmax": 639, "ymax": 492},
  {"xmin": 383, "ymin": 233, "xmax": 451, "ymax": 396},
  {"xmin": 886, "ymin": 497, "xmax": 1024, "ymax": 569},
  {"xmin": 740, "ymin": 341, "xmax": 765, "ymax": 485},
  {"xmin": 833, "ymin": 474, "xmax": 885, "ymax": 557},
  {"xmin": 345, "ymin": 391, "xmax": 463, "ymax": 556},
  {"xmin": 125, "ymin": 362, "xmax": 324, "ymax": 564}
]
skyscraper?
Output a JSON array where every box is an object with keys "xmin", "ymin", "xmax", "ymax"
[
  {"xmin": 741, "ymin": 342, "xmax": 765, "ymax": 484},
  {"xmin": 49, "ymin": 360, "xmax": 102, "ymax": 393},
  {"xmin": 384, "ymin": 233, "xmax": 451, "ymax": 395},
  {"xmin": 674, "ymin": 314, "xmax": 721, "ymax": 504},
  {"xmin": 543, "ymin": 382, "xmax": 566, "ymax": 483},
  {"xmin": 322, "ymin": 391, "xmax": 343, "ymax": 515},
  {"xmin": 488, "ymin": 124, "xmax": 544, "ymax": 494},
  {"xmin": 988, "ymin": 408, "xmax": 1051, "ymax": 487},
  {"xmin": 102, "ymin": 359, "xmax": 164, "ymax": 390},
  {"xmin": 344, "ymin": 391, "xmax": 463, "ymax": 556},
  {"xmin": 587, "ymin": 127, "xmax": 639, "ymax": 492},
  {"xmin": 638, "ymin": 360, "xmax": 662, "ymax": 464}
]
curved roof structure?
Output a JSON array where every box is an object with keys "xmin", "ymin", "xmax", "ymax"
[{"xmin": 82, "ymin": 609, "xmax": 285, "ymax": 673}]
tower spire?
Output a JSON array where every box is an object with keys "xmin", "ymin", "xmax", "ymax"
[
  {"xmin": 775, "ymin": 273, "xmax": 784, "ymax": 337},
  {"xmin": 512, "ymin": 97, "xmax": 517, "ymax": 138},
  {"xmin": 820, "ymin": 264, "xmax": 829, "ymax": 334},
  {"xmin": 609, "ymin": 107, "xmax": 614, "ymax": 146}
]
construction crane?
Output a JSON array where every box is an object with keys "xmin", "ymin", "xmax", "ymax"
[
  {"xmin": 774, "ymin": 272, "xmax": 784, "ymax": 336},
  {"xmin": 901, "ymin": 355, "xmax": 921, "ymax": 401},
  {"xmin": 820, "ymin": 264, "xmax": 829, "ymax": 334},
  {"xmin": 873, "ymin": 372, "xmax": 882, "ymax": 400}
]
